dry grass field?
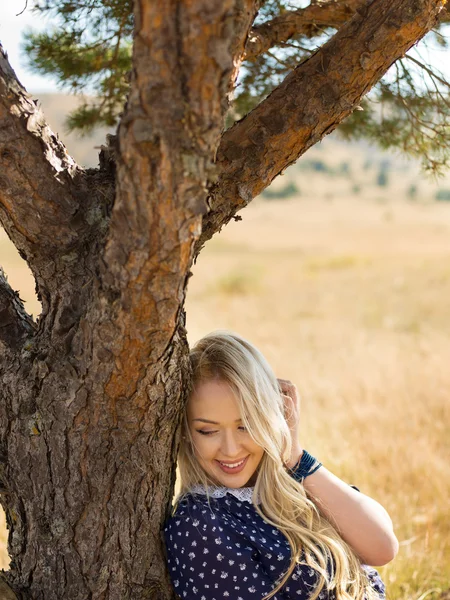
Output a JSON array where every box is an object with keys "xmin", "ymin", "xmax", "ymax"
[{"xmin": 1, "ymin": 195, "xmax": 449, "ymax": 599}]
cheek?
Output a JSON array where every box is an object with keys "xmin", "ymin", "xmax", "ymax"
[
  {"xmin": 192, "ymin": 436, "xmax": 217, "ymax": 460},
  {"xmin": 250, "ymin": 443, "xmax": 265, "ymax": 462}
]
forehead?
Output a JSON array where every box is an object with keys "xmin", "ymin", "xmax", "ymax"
[{"xmin": 187, "ymin": 379, "xmax": 242, "ymax": 423}]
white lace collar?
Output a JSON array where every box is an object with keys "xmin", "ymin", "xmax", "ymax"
[{"xmin": 189, "ymin": 484, "xmax": 260, "ymax": 504}]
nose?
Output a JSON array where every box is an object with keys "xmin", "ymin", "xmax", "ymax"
[{"xmin": 221, "ymin": 430, "xmax": 241, "ymax": 458}]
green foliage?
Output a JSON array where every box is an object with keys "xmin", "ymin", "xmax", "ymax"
[
  {"xmin": 23, "ymin": 0, "xmax": 133, "ymax": 134},
  {"xmin": 21, "ymin": 0, "xmax": 450, "ymax": 170},
  {"xmin": 338, "ymin": 59, "xmax": 450, "ymax": 174}
]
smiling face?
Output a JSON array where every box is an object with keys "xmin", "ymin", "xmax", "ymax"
[{"xmin": 187, "ymin": 378, "xmax": 265, "ymax": 488}]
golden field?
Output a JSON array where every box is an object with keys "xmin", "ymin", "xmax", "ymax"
[{"xmin": 1, "ymin": 195, "xmax": 449, "ymax": 599}]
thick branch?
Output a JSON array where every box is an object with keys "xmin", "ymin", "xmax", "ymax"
[
  {"xmin": 245, "ymin": 0, "xmax": 450, "ymax": 61},
  {"xmin": 245, "ymin": 0, "xmax": 363, "ymax": 60},
  {"xmin": 197, "ymin": 0, "xmax": 446, "ymax": 253},
  {"xmin": 0, "ymin": 267, "xmax": 36, "ymax": 353},
  {"xmin": 0, "ymin": 44, "xmax": 82, "ymax": 266}
]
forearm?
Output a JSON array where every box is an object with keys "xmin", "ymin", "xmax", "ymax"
[{"xmin": 302, "ymin": 466, "xmax": 399, "ymax": 566}]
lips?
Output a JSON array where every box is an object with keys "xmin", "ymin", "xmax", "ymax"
[{"xmin": 216, "ymin": 455, "xmax": 249, "ymax": 474}]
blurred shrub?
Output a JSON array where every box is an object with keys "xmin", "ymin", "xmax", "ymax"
[
  {"xmin": 436, "ymin": 189, "xmax": 450, "ymax": 201},
  {"xmin": 339, "ymin": 162, "xmax": 351, "ymax": 175},
  {"xmin": 377, "ymin": 169, "xmax": 389, "ymax": 187},
  {"xmin": 303, "ymin": 255, "xmax": 370, "ymax": 274},
  {"xmin": 212, "ymin": 267, "xmax": 263, "ymax": 296},
  {"xmin": 297, "ymin": 159, "xmax": 330, "ymax": 173},
  {"xmin": 262, "ymin": 181, "xmax": 300, "ymax": 200},
  {"xmin": 407, "ymin": 184, "xmax": 418, "ymax": 201}
]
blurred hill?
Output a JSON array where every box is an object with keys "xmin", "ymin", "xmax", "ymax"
[
  {"xmin": 34, "ymin": 93, "xmax": 450, "ymax": 202},
  {"xmin": 265, "ymin": 136, "xmax": 450, "ymax": 204}
]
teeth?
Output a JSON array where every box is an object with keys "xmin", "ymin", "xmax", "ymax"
[{"xmin": 219, "ymin": 458, "xmax": 246, "ymax": 468}]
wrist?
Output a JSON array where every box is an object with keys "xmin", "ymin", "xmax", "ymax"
[
  {"xmin": 286, "ymin": 447, "xmax": 304, "ymax": 470},
  {"xmin": 288, "ymin": 449, "xmax": 322, "ymax": 482}
]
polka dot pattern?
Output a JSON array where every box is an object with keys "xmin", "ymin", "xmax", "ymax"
[{"xmin": 164, "ymin": 490, "xmax": 386, "ymax": 599}]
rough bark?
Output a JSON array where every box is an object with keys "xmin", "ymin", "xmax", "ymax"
[
  {"xmin": 0, "ymin": 1, "xmax": 259, "ymax": 599},
  {"xmin": 96, "ymin": 0, "xmax": 259, "ymax": 402},
  {"xmin": 245, "ymin": 0, "xmax": 450, "ymax": 61},
  {"xmin": 0, "ymin": 42, "xmax": 117, "ymax": 321},
  {"xmin": 196, "ymin": 0, "xmax": 446, "ymax": 255},
  {"xmin": 0, "ymin": 269, "xmax": 36, "ymax": 354}
]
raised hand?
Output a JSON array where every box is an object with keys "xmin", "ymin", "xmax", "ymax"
[{"xmin": 277, "ymin": 378, "xmax": 304, "ymax": 469}]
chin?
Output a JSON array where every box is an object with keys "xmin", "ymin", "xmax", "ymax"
[
  {"xmin": 214, "ymin": 469, "xmax": 255, "ymax": 488},
  {"xmin": 222, "ymin": 479, "xmax": 247, "ymax": 489}
]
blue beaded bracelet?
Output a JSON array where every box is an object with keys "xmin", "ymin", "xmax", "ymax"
[{"xmin": 289, "ymin": 450, "xmax": 322, "ymax": 482}]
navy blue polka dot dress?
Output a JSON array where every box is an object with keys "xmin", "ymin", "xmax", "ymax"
[{"xmin": 164, "ymin": 485, "xmax": 386, "ymax": 600}]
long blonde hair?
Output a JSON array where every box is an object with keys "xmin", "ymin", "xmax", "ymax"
[{"xmin": 176, "ymin": 331, "xmax": 380, "ymax": 600}]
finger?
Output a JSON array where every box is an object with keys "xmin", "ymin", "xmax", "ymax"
[
  {"xmin": 282, "ymin": 395, "xmax": 296, "ymax": 416},
  {"xmin": 278, "ymin": 382, "xmax": 293, "ymax": 395}
]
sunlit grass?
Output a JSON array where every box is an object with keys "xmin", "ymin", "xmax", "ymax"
[{"xmin": 186, "ymin": 198, "xmax": 450, "ymax": 600}]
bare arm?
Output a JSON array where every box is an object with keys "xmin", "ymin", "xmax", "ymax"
[
  {"xmin": 301, "ymin": 461, "xmax": 398, "ymax": 566},
  {"xmin": 278, "ymin": 378, "xmax": 398, "ymax": 567}
]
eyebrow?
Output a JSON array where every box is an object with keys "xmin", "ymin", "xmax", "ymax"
[{"xmin": 192, "ymin": 418, "xmax": 242, "ymax": 425}]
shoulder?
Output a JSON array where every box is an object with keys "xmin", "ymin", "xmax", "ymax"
[
  {"xmin": 164, "ymin": 493, "xmax": 220, "ymax": 541},
  {"xmin": 167, "ymin": 491, "xmax": 218, "ymax": 518},
  {"xmin": 164, "ymin": 491, "xmax": 260, "ymax": 563}
]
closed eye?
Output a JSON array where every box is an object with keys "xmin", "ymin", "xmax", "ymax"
[{"xmin": 197, "ymin": 426, "xmax": 248, "ymax": 436}]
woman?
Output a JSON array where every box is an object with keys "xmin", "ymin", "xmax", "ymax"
[{"xmin": 164, "ymin": 331, "xmax": 398, "ymax": 600}]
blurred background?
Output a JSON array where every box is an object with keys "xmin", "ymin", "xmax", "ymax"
[{"xmin": 1, "ymin": 2, "xmax": 450, "ymax": 599}]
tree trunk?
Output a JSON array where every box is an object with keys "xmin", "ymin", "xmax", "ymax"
[
  {"xmin": 0, "ymin": 305, "xmax": 189, "ymax": 600},
  {"xmin": 0, "ymin": 0, "xmax": 259, "ymax": 597},
  {"xmin": 0, "ymin": 154, "xmax": 191, "ymax": 598}
]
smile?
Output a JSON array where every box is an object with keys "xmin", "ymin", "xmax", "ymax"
[{"xmin": 216, "ymin": 456, "xmax": 249, "ymax": 474}]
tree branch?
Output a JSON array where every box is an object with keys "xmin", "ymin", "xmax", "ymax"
[
  {"xmin": 0, "ymin": 43, "xmax": 83, "ymax": 269},
  {"xmin": 0, "ymin": 267, "xmax": 36, "ymax": 354},
  {"xmin": 245, "ymin": 0, "xmax": 450, "ymax": 61},
  {"xmin": 245, "ymin": 0, "xmax": 363, "ymax": 60},
  {"xmin": 405, "ymin": 53, "xmax": 450, "ymax": 89},
  {"xmin": 197, "ymin": 0, "xmax": 446, "ymax": 254}
]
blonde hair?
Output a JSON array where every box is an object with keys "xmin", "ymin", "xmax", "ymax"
[{"xmin": 176, "ymin": 331, "xmax": 380, "ymax": 600}]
